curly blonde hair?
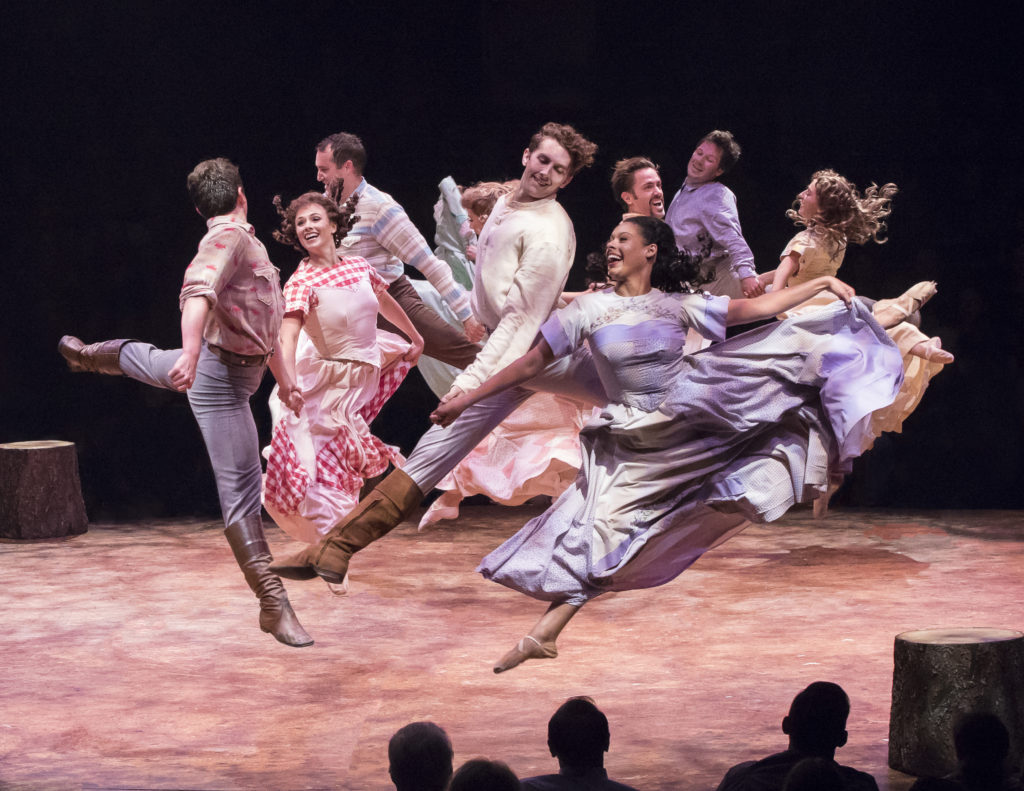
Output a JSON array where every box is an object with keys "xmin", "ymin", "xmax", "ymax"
[
  {"xmin": 788, "ymin": 170, "xmax": 898, "ymax": 255},
  {"xmin": 271, "ymin": 191, "xmax": 360, "ymax": 252}
]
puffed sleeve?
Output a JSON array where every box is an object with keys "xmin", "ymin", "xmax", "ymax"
[
  {"xmin": 679, "ymin": 292, "xmax": 729, "ymax": 342},
  {"xmin": 282, "ymin": 273, "xmax": 313, "ymax": 316},
  {"xmin": 540, "ymin": 294, "xmax": 589, "ymax": 358}
]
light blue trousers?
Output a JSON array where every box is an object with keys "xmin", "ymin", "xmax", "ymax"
[
  {"xmin": 404, "ymin": 346, "xmax": 607, "ymax": 493},
  {"xmin": 119, "ymin": 342, "xmax": 265, "ymax": 526}
]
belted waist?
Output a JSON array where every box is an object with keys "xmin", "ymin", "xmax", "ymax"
[{"xmin": 208, "ymin": 344, "xmax": 270, "ymax": 368}]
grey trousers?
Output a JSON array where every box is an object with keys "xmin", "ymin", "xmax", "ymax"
[
  {"xmin": 119, "ymin": 342, "xmax": 266, "ymax": 526},
  {"xmin": 403, "ymin": 345, "xmax": 607, "ymax": 492}
]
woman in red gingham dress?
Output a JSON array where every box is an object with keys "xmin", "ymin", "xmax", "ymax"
[{"xmin": 263, "ymin": 192, "xmax": 423, "ymax": 544}]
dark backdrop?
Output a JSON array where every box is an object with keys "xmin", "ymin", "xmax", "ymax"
[{"xmin": 3, "ymin": 2, "xmax": 1021, "ymax": 519}]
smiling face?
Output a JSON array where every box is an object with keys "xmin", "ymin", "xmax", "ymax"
[
  {"xmin": 605, "ymin": 221, "xmax": 656, "ymax": 283},
  {"xmin": 685, "ymin": 140, "xmax": 724, "ymax": 186},
  {"xmin": 797, "ymin": 182, "xmax": 820, "ymax": 221},
  {"xmin": 516, "ymin": 137, "xmax": 574, "ymax": 202},
  {"xmin": 622, "ymin": 167, "xmax": 665, "ymax": 219},
  {"xmin": 294, "ymin": 202, "xmax": 337, "ymax": 256}
]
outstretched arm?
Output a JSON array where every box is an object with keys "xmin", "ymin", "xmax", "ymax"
[
  {"xmin": 726, "ymin": 275, "xmax": 854, "ymax": 326},
  {"xmin": 430, "ymin": 338, "xmax": 555, "ymax": 427}
]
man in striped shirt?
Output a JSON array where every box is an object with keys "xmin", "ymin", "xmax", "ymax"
[{"xmin": 314, "ymin": 133, "xmax": 484, "ymax": 369}]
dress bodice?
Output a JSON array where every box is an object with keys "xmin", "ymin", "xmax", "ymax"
[
  {"xmin": 784, "ymin": 229, "xmax": 846, "ymax": 285},
  {"xmin": 541, "ymin": 288, "xmax": 730, "ymax": 411},
  {"xmin": 302, "ymin": 281, "xmax": 381, "ymax": 366}
]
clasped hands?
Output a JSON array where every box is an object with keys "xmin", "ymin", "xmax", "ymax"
[{"xmin": 430, "ymin": 385, "xmax": 470, "ymax": 427}]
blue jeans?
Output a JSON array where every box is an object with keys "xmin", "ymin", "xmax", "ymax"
[{"xmin": 119, "ymin": 342, "xmax": 265, "ymax": 526}]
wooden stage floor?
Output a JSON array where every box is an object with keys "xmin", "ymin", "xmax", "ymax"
[{"xmin": 1, "ymin": 506, "xmax": 1022, "ymax": 791}]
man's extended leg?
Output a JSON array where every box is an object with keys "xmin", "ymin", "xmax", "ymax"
[
  {"xmin": 270, "ymin": 347, "xmax": 607, "ymax": 584},
  {"xmin": 62, "ymin": 339, "xmax": 313, "ymax": 647}
]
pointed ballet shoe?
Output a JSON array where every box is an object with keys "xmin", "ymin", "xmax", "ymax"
[
  {"xmin": 911, "ymin": 337, "xmax": 955, "ymax": 364},
  {"xmin": 493, "ymin": 635, "xmax": 558, "ymax": 674},
  {"xmin": 873, "ymin": 281, "xmax": 938, "ymax": 329},
  {"xmin": 812, "ymin": 475, "xmax": 844, "ymax": 519}
]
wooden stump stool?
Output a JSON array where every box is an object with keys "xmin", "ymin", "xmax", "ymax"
[
  {"xmin": 0, "ymin": 440, "xmax": 88, "ymax": 539},
  {"xmin": 889, "ymin": 627, "xmax": 1024, "ymax": 777}
]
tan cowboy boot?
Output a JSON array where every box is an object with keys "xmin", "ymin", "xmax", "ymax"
[
  {"xmin": 270, "ymin": 468, "xmax": 422, "ymax": 584},
  {"xmin": 224, "ymin": 514, "xmax": 314, "ymax": 647},
  {"xmin": 58, "ymin": 336, "xmax": 130, "ymax": 375}
]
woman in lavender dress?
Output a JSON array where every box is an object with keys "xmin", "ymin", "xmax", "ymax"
[{"xmin": 431, "ymin": 216, "xmax": 903, "ymax": 673}]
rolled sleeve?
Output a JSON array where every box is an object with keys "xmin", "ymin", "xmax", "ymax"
[{"xmin": 179, "ymin": 227, "xmax": 244, "ymax": 310}]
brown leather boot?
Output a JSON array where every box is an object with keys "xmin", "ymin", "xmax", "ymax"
[
  {"xmin": 224, "ymin": 514, "xmax": 314, "ymax": 647},
  {"xmin": 270, "ymin": 468, "xmax": 422, "ymax": 584},
  {"xmin": 58, "ymin": 336, "xmax": 130, "ymax": 375}
]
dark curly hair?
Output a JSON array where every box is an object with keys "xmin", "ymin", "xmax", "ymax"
[
  {"xmin": 587, "ymin": 217, "xmax": 712, "ymax": 293},
  {"xmin": 271, "ymin": 191, "xmax": 359, "ymax": 252}
]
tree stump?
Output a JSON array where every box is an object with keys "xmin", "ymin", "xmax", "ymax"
[
  {"xmin": 888, "ymin": 627, "xmax": 1024, "ymax": 777},
  {"xmin": 0, "ymin": 440, "xmax": 88, "ymax": 539}
]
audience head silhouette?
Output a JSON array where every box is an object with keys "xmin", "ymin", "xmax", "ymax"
[
  {"xmin": 953, "ymin": 712, "xmax": 1014, "ymax": 791},
  {"xmin": 449, "ymin": 758, "xmax": 520, "ymax": 791},
  {"xmin": 388, "ymin": 721, "xmax": 453, "ymax": 791},
  {"xmin": 782, "ymin": 682, "xmax": 851, "ymax": 758},
  {"xmin": 548, "ymin": 696, "xmax": 611, "ymax": 770},
  {"xmin": 783, "ymin": 756, "xmax": 844, "ymax": 791}
]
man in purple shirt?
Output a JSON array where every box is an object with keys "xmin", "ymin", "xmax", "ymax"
[{"xmin": 665, "ymin": 130, "xmax": 763, "ymax": 300}]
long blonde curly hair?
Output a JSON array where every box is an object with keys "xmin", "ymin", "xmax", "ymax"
[{"xmin": 787, "ymin": 169, "xmax": 898, "ymax": 256}]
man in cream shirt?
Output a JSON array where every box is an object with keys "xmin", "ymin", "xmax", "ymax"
[{"xmin": 272, "ymin": 122, "xmax": 604, "ymax": 586}]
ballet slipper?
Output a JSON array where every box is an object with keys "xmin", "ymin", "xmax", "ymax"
[
  {"xmin": 813, "ymin": 475, "xmax": 844, "ymax": 519},
  {"xmin": 910, "ymin": 337, "xmax": 954, "ymax": 364},
  {"xmin": 873, "ymin": 281, "xmax": 938, "ymax": 329},
  {"xmin": 493, "ymin": 635, "xmax": 558, "ymax": 674}
]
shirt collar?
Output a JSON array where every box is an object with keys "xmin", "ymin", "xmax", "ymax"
[
  {"xmin": 505, "ymin": 192, "xmax": 559, "ymax": 211},
  {"xmin": 206, "ymin": 214, "xmax": 254, "ymax": 234}
]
